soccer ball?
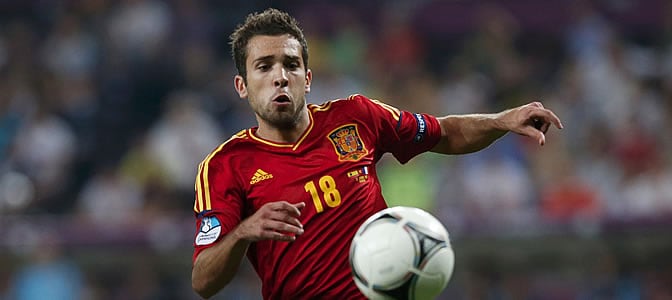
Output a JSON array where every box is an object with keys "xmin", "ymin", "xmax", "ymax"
[{"xmin": 349, "ymin": 206, "xmax": 455, "ymax": 300}]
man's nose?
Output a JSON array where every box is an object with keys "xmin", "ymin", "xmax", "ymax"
[{"xmin": 273, "ymin": 68, "xmax": 289, "ymax": 88}]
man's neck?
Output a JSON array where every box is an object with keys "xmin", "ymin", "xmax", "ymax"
[{"xmin": 256, "ymin": 109, "xmax": 310, "ymax": 144}]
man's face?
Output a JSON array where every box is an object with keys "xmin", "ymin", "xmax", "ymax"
[{"xmin": 234, "ymin": 34, "xmax": 312, "ymax": 129}]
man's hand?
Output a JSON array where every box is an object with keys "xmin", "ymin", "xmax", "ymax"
[
  {"xmin": 192, "ymin": 201, "xmax": 305, "ymax": 298},
  {"xmin": 235, "ymin": 201, "xmax": 305, "ymax": 242},
  {"xmin": 497, "ymin": 102, "xmax": 563, "ymax": 146}
]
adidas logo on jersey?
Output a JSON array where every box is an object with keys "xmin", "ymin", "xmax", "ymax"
[{"xmin": 250, "ymin": 169, "xmax": 273, "ymax": 184}]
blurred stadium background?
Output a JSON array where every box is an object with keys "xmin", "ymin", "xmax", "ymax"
[{"xmin": 1, "ymin": 0, "xmax": 671, "ymax": 299}]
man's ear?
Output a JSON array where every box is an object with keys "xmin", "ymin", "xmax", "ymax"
[
  {"xmin": 234, "ymin": 75, "xmax": 248, "ymax": 98},
  {"xmin": 305, "ymin": 69, "xmax": 312, "ymax": 94}
]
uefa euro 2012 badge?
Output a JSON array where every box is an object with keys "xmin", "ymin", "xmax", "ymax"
[{"xmin": 196, "ymin": 216, "xmax": 221, "ymax": 245}]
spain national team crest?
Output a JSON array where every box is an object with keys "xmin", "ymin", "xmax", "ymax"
[{"xmin": 328, "ymin": 124, "xmax": 368, "ymax": 161}]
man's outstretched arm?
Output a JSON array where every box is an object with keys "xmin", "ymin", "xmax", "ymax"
[{"xmin": 431, "ymin": 102, "xmax": 563, "ymax": 155}]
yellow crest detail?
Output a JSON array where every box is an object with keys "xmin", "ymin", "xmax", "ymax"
[{"xmin": 328, "ymin": 124, "xmax": 368, "ymax": 162}]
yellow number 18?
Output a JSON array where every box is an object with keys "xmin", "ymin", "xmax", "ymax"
[{"xmin": 304, "ymin": 175, "xmax": 342, "ymax": 213}]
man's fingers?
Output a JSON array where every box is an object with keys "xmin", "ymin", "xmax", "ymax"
[
  {"xmin": 267, "ymin": 201, "xmax": 305, "ymax": 217},
  {"xmin": 263, "ymin": 220, "xmax": 304, "ymax": 234},
  {"xmin": 534, "ymin": 131, "xmax": 546, "ymax": 146},
  {"xmin": 519, "ymin": 126, "xmax": 546, "ymax": 146},
  {"xmin": 269, "ymin": 211, "xmax": 303, "ymax": 228},
  {"xmin": 534, "ymin": 109, "xmax": 563, "ymax": 130},
  {"xmin": 529, "ymin": 101, "xmax": 544, "ymax": 108},
  {"xmin": 545, "ymin": 109, "xmax": 563, "ymax": 129},
  {"xmin": 267, "ymin": 201, "xmax": 295, "ymax": 211},
  {"xmin": 263, "ymin": 231, "xmax": 298, "ymax": 242},
  {"xmin": 525, "ymin": 102, "xmax": 563, "ymax": 130},
  {"xmin": 288, "ymin": 202, "xmax": 305, "ymax": 217},
  {"xmin": 262, "ymin": 220, "xmax": 303, "ymax": 235}
]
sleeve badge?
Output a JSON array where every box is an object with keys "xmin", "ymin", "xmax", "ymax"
[{"xmin": 195, "ymin": 216, "xmax": 222, "ymax": 246}]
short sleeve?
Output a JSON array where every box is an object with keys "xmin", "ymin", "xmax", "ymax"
[
  {"xmin": 350, "ymin": 94, "xmax": 442, "ymax": 163},
  {"xmin": 192, "ymin": 152, "xmax": 244, "ymax": 263}
]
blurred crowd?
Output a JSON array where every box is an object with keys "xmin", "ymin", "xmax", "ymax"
[{"xmin": 1, "ymin": 0, "xmax": 671, "ymax": 299}]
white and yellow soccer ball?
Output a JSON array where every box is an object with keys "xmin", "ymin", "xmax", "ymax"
[{"xmin": 349, "ymin": 206, "xmax": 455, "ymax": 300}]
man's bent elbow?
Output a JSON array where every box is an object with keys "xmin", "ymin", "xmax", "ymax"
[
  {"xmin": 192, "ymin": 271, "xmax": 230, "ymax": 299},
  {"xmin": 192, "ymin": 274, "xmax": 212, "ymax": 299}
]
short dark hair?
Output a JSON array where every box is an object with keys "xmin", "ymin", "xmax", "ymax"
[{"xmin": 230, "ymin": 8, "xmax": 309, "ymax": 80}]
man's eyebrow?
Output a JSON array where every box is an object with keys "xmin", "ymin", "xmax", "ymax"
[
  {"xmin": 252, "ymin": 54, "xmax": 301, "ymax": 66},
  {"xmin": 252, "ymin": 55, "xmax": 274, "ymax": 64}
]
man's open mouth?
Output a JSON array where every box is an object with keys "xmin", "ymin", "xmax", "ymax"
[{"xmin": 273, "ymin": 94, "xmax": 290, "ymax": 103}]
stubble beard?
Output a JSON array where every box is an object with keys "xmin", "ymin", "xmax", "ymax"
[{"xmin": 259, "ymin": 98, "xmax": 306, "ymax": 130}]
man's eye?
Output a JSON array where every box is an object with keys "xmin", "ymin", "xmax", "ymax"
[{"xmin": 258, "ymin": 65, "xmax": 270, "ymax": 71}]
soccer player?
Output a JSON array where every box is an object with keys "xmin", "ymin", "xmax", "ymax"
[{"xmin": 191, "ymin": 8, "xmax": 563, "ymax": 299}]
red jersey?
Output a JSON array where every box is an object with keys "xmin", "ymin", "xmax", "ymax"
[{"xmin": 192, "ymin": 94, "xmax": 442, "ymax": 299}]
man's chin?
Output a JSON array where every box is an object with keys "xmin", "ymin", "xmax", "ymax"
[{"xmin": 265, "ymin": 114, "xmax": 298, "ymax": 129}]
